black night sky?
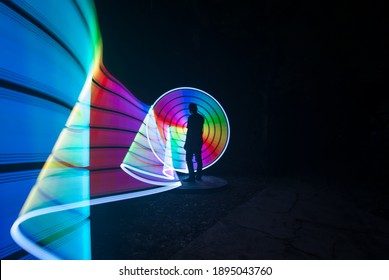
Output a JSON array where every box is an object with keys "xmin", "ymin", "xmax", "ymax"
[{"xmin": 93, "ymin": 0, "xmax": 388, "ymax": 184}]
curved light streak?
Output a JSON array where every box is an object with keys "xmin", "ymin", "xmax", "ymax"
[
  {"xmin": 11, "ymin": 181, "xmax": 181, "ymax": 260},
  {"xmin": 1, "ymin": 0, "xmax": 229, "ymax": 259}
]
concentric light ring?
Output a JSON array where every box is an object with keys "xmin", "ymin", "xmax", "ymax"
[{"xmin": 147, "ymin": 87, "xmax": 230, "ymax": 173}]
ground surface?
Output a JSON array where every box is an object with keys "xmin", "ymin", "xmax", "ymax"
[{"xmin": 91, "ymin": 176, "xmax": 389, "ymax": 260}]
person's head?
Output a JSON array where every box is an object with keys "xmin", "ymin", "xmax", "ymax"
[{"xmin": 189, "ymin": 103, "xmax": 198, "ymax": 114}]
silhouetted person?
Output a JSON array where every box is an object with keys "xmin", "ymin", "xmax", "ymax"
[{"xmin": 184, "ymin": 103, "xmax": 204, "ymax": 182}]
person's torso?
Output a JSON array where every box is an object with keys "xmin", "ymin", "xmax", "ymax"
[{"xmin": 187, "ymin": 114, "xmax": 204, "ymax": 140}]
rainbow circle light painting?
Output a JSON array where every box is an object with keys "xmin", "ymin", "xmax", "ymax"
[
  {"xmin": 121, "ymin": 87, "xmax": 230, "ymax": 180},
  {"xmin": 0, "ymin": 0, "xmax": 229, "ymax": 260}
]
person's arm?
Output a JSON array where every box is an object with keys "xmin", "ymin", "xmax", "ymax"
[{"xmin": 184, "ymin": 116, "xmax": 192, "ymax": 150}]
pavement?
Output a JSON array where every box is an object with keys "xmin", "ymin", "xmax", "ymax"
[{"xmin": 171, "ymin": 176, "xmax": 389, "ymax": 259}]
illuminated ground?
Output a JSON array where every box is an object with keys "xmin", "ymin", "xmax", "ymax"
[{"xmin": 91, "ymin": 176, "xmax": 389, "ymax": 259}]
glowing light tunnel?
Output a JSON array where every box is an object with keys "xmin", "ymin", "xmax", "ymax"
[{"xmin": 0, "ymin": 0, "xmax": 229, "ymax": 260}]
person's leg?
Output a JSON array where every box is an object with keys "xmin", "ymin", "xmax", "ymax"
[
  {"xmin": 185, "ymin": 150, "xmax": 195, "ymax": 181},
  {"xmin": 194, "ymin": 150, "xmax": 203, "ymax": 180}
]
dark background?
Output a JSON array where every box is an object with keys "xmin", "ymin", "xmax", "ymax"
[{"xmin": 93, "ymin": 0, "xmax": 388, "ymax": 184}]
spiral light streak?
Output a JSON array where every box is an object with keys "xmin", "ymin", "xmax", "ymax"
[{"xmin": 0, "ymin": 0, "xmax": 229, "ymax": 259}]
